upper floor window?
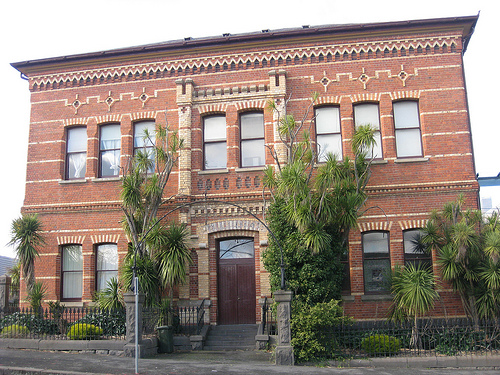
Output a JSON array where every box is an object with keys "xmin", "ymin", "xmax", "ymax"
[
  {"xmin": 393, "ymin": 101, "xmax": 423, "ymax": 158},
  {"xmin": 315, "ymin": 106, "xmax": 342, "ymax": 162},
  {"xmin": 134, "ymin": 121, "xmax": 156, "ymax": 173},
  {"xmin": 61, "ymin": 244, "xmax": 83, "ymax": 300},
  {"xmin": 96, "ymin": 244, "xmax": 118, "ymax": 292},
  {"xmin": 66, "ymin": 127, "xmax": 87, "ymax": 180},
  {"xmin": 362, "ymin": 231, "xmax": 390, "ymax": 293},
  {"xmin": 403, "ymin": 229, "xmax": 431, "ymax": 269},
  {"xmin": 354, "ymin": 103, "xmax": 382, "ymax": 159},
  {"xmin": 203, "ymin": 115, "xmax": 226, "ymax": 170},
  {"xmin": 99, "ymin": 124, "xmax": 121, "ymax": 177},
  {"xmin": 240, "ymin": 112, "xmax": 265, "ymax": 167}
]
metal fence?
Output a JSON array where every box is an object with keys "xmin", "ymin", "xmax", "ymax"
[
  {"xmin": 142, "ymin": 300, "xmax": 205, "ymax": 336},
  {"xmin": 260, "ymin": 297, "xmax": 277, "ymax": 336},
  {"xmin": 330, "ymin": 318, "xmax": 500, "ymax": 358},
  {"xmin": 0, "ymin": 306, "xmax": 126, "ymax": 340}
]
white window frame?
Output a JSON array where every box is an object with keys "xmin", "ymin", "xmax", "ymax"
[
  {"xmin": 354, "ymin": 103, "xmax": 382, "ymax": 159},
  {"xmin": 240, "ymin": 112, "xmax": 265, "ymax": 167},
  {"xmin": 99, "ymin": 124, "xmax": 121, "ymax": 177},
  {"xmin": 394, "ymin": 101, "xmax": 423, "ymax": 158},
  {"xmin": 66, "ymin": 127, "xmax": 87, "ymax": 180},
  {"xmin": 203, "ymin": 115, "xmax": 227, "ymax": 170},
  {"xmin": 315, "ymin": 106, "xmax": 342, "ymax": 162},
  {"xmin": 61, "ymin": 244, "xmax": 83, "ymax": 301},
  {"xmin": 96, "ymin": 243, "xmax": 118, "ymax": 292}
]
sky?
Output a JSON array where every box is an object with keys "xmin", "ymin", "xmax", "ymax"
[{"xmin": 1, "ymin": 0, "xmax": 498, "ymax": 259}]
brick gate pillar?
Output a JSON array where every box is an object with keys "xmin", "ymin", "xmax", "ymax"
[{"xmin": 273, "ymin": 290, "xmax": 294, "ymax": 365}]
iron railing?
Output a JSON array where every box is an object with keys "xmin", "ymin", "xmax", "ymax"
[
  {"xmin": 260, "ymin": 297, "xmax": 277, "ymax": 336},
  {"xmin": 0, "ymin": 306, "xmax": 126, "ymax": 340},
  {"xmin": 143, "ymin": 299, "xmax": 206, "ymax": 337},
  {"xmin": 330, "ymin": 318, "xmax": 500, "ymax": 358}
]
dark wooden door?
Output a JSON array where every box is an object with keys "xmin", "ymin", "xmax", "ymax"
[{"xmin": 218, "ymin": 238, "xmax": 256, "ymax": 324}]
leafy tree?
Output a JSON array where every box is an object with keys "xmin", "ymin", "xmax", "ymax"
[
  {"xmin": 8, "ymin": 214, "xmax": 45, "ymax": 293},
  {"xmin": 421, "ymin": 195, "xmax": 500, "ymax": 324},
  {"xmin": 120, "ymin": 123, "xmax": 191, "ymax": 307},
  {"xmin": 263, "ymin": 94, "xmax": 376, "ymax": 300}
]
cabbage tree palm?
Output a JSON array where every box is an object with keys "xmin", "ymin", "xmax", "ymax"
[
  {"xmin": 120, "ymin": 122, "xmax": 192, "ymax": 307},
  {"xmin": 390, "ymin": 264, "xmax": 438, "ymax": 348},
  {"xmin": 8, "ymin": 214, "xmax": 45, "ymax": 293}
]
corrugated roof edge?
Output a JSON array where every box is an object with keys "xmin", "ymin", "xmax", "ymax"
[{"xmin": 11, "ymin": 14, "xmax": 479, "ymax": 73}]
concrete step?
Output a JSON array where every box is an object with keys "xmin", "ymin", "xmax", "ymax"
[{"xmin": 203, "ymin": 324, "xmax": 258, "ymax": 351}]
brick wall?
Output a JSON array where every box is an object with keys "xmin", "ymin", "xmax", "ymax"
[{"xmin": 17, "ymin": 18, "xmax": 478, "ymax": 320}]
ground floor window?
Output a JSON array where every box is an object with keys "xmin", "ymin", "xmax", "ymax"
[
  {"xmin": 96, "ymin": 243, "xmax": 118, "ymax": 291},
  {"xmin": 61, "ymin": 245, "xmax": 83, "ymax": 300},
  {"xmin": 362, "ymin": 231, "xmax": 390, "ymax": 293},
  {"xmin": 403, "ymin": 229, "xmax": 432, "ymax": 269}
]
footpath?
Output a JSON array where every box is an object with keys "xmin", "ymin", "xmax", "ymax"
[{"xmin": 1, "ymin": 348, "xmax": 500, "ymax": 375}]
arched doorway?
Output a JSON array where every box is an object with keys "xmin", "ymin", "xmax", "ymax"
[{"xmin": 217, "ymin": 237, "xmax": 256, "ymax": 324}]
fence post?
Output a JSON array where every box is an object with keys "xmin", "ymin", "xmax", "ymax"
[
  {"xmin": 0, "ymin": 275, "xmax": 11, "ymax": 312},
  {"xmin": 123, "ymin": 290, "xmax": 146, "ymax": 357},
  {"xmin": 273, "ymin": 290, "xmax": 294, "ymax": 365}
]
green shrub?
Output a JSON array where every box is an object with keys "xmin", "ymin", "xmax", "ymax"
[
  {"xmin": 67, "ymin": 323, "xmax": 103, "ymax": 340},
  {"xmin": 1, "ymin": 324, "xmax": 29, "ymax": 337},
  {"xmin": 75, "ymin": 310, "xmax": 126, "ymax": 336},
  {"xmin": 361, "ymin": 334, "xmax": 401, "ymax": 355},
  {"xmin": 0, "ymin": 312, "xmax": 59, "ymax": 335},
  {"xmin": 291, "ymin": 300, "xmax": 352, "ymax": 362}
]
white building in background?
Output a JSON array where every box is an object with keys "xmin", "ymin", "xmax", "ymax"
[{"xmin": 478, "ymin": 173, "xmax": 500, "ymax": 216}]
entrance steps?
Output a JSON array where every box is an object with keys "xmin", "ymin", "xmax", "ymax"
[{"xmin": 203, "ymin": 324, "xmax": 258, "ymax": 351}]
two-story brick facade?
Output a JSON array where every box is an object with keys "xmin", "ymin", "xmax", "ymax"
[{"xmin": 11, "ymin": 15, "xmax": 479, "ymax": 322}]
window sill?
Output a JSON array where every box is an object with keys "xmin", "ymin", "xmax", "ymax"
[
  {"xmin": 361, "ymin": 294, "xmax": 393, "ymax": 301},
  {"xmin": 60, "ymin": 301, "xmax": 84, "ymax": 307},
  {"xmin": 395, "ymin": 157, "xmax": 429, "ymax": 164},
  {"xmin": 341, "ymin": 295, "xmax": 355, "ymax": 302},
  {"xmin": 59, "ymin": 179, "xmax": 87, "ymax": 185},
  {"xmin": 370, "ymin": 159, "xmax": 388, "ymax": 165},
  {"xmin": 198, "ymin": 169, "xmax": 229, "ymax": 175},
  {"xmin": 235, "ymin": 166, "xmax": 266, "ymax": 173},
  {"xmin": 92, "ymin": 176, "xmax": 121, "ymax": 182}
]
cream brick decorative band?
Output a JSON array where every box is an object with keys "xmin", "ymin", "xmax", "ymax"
[
  {"xmin": 202, "ymin": 220, "xmax": 264, "ymax": 234},
  {"xmin": 57, "ymin": 236, "xmax": 86, "ymax": 245},
  {"xmin": 357, "ymin": 221, "xmax": 393, "ymax": 233}
]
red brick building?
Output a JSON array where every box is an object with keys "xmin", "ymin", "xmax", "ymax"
[{"xmin": 12, "ymin": 15, "xmax": 479, "ymax": 322}]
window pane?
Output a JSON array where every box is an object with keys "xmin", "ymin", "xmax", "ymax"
[
  {"xmin": 219, "ymin": 238, "xmax": 254, "ymax": 259},
  {"xmin": 318, "ymin": 134, "xmax": 342, "ymax": 161},
  {"xmin": 134, "ymin": 121, "xmax": 155, "ymax": 148},
  {"xmin": 355, "ymin": 104, "xmax": 380, "ymax": 129},
  {"xmin": 67, "ymin": 152, "xmax": 86, "ymax": 179},
  {"xmin": 363, "ymin": 232, "xmax": 389, "ymax": 254},
  {"xmin": 363, "ymin": 131, "xmax": 382, "ymax": 159},
  {"xmin": 364, "ymin": 259, "xmax": 390, "ymax": 292},
  {"xmin": 101, "ymin": 150, "xmax": 121, "ymax": 176},
  {"xmin": 204, "ymin": 142, "xmax": 227, "ymax": 169},
  {"xmin": 101, "ymin": 125, "xmax": 121, "ymax": 149},
  {"xmin": 241, "ymin": 139, "xmax": 265, "ymax": 167},
  {"xmin": 241, "ymin": 113, "xmax": 264, "ymax": 139},
  {"xmin": 204, "ymin": 116, "xmax": 226, "ymax": 141},
  {"xmin": 62, "ymin": 245, "xmax": 82, "ymax": 299},
  {"xmin": 63, "ymin": 271, "xmax": 83, "ymax": 299},
  {"xmin": 67, "ymin": 127, "xmax": 87, "ymax": 152},
  {"xmin": 97, "ymin": 271, "xmax": 118, "ymax": 291},
  {"xmin": 63, "ymin": 245, "xmax": 83, "ymax": 271},
  {"xmin": 394, "ymin": 101, "xmax": 419, "ymax": 129},
  {"xmin": 97, "ymin": 244, "xmax": 118, "ymax": 270},
  {"xmin": 396, "ymin": 128, "xmax": 422, "ymax": 157},
  {"xmin": 316, "ymin": 107, "xmax": 340, "ymax": 134}
]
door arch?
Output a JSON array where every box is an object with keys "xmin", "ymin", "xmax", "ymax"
[{"xmin": 217, "ymin": 237, "xmax": 256, "ymax": 324}]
